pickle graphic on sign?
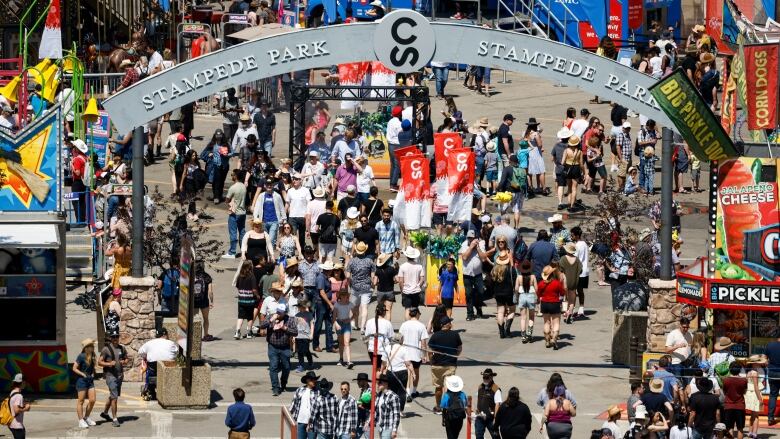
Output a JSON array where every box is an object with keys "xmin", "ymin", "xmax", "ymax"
[{"xmin": 715, "ymin": 158, "xmax": 780, "ymax": 281}]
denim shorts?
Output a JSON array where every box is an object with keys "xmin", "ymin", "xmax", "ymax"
[
  {"xmin": 76, "ymin": 376, "xmax": 95, "ymax": 391},
  {"xmin": 337, "ymin": 320, "xmax": 352, "ymax": 335},
  {"xmin": 485, "ymin": 170, "xmax": 498, "ymax": 181},
  {"xmin": 516, "ymin": 292, "xmax": 537, "ymax": 309}
]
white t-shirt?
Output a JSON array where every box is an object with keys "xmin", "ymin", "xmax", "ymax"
[
  {"xmin": 388, "ymin": 343, "xmax": 409, "ymax": 372},
  {"xmin": 287, "ymin": 187, "xmax": 311, "ymax": 218},
  {"xmin": 356, "ymin": 165, "xmax": 374, "ymax": 194},
  {"xmin": 306, "ymin": 199, "xmax": 327, "ymax": 233},
  {"xmin": 297, "ymin": 388, "xmax": 313, "ymax": 423},
  {"xmin": 364, "ymin": 317, "xmax": 394, "ymax": 357},
  {"xmin": 260, "ymin": 296, "xmax": 288, "ymax": 318},
  {"xmin": 574, "ymin": 240, "xmax": 589, "ymax": 277},
  {"xmin": 601, "ymin": 421, "xmax": 621, "ymax": 439},
  {"xmin": 9, "ymin": 392, "xmax": 24, "ymax": 429},
  {"xmin": 669, "ymin": 426, "xmax": 694, "ymax": 439},
  {"xmin": 398, "ymin": 262, "xmax": 424, "ymax": 294},
  {"xmin": 138, "ymin": 338, "xmax": 178, "ymax": 362},
  {"xmin": 386, "ymin": 117, "xmax": 402, "ymax": 144},
  {"xmin": 460, "ymin": 240, "xmax": 485, "ymax": 276},
  {"xmin": 649, "ymin": 56, "xmax": 663, "ymax": 78},
  {"xmin": 570, "ymin": 118, "xmax": 590, "ymax": 138},
  {"xmin": 688, "ymin": 377, "xmax": 721, "ymax": 395},
  {"xmin": 398, "ymin": 319, "xmax": 429, "ymax": 362},
  {"xmin": 665, "ymin": 329, "xmax": 693, "ymax": 365},
  {"xmin": 58, "ymin": 88, "xmax": 76, "ymax": 122},
  {"xmin": 148, "ymin": 51, "xmax": 164, "ymax": 72}
]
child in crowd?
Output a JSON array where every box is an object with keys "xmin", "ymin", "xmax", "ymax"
[
  {"xmin": 690, "ymin": 152, "xmax": 701, "ymax": 192},
  {"xmin": 294, "ymin": 299, "xmax": 314, "ymax": 372},
  {"xmin": 333, "ymin": 290, "xmax": 354, "ymax": 368},
  {"xmin": 484, "ymin": 143, "xmax": 499, "ymax": 196},
  {"xmin": 624, "ymin": 167, "xmax": 639, "ymax": 195},
  {"xmin": 517, "ymin": 139, "xmax": 530, "ymax": 197},
  {"xmin": 438, "ymin": 257, "xmax": 458, "ymax": 318},
  {"xmin": 640, "ymin": 147, "xmax": 658, "ymax": 195}
]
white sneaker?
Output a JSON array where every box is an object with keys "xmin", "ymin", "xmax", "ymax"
[
  {"xmin": 85, "ymin": 417, "xmax": 96, "ymax": 426},
  {"xmin": 221, "ymin": 253, "xmax": 236, "ymax": 259},
  {"xmin": 79, "ymin": 419, "xmax": 89, "ymax": 428}
]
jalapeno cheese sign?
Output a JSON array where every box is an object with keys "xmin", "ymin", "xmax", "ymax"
[{"xmin": 105, "ymin": 10, "xmax": 674, "ymax": 134}]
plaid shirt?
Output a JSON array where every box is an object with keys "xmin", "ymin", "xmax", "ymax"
[
  {"xmin": 309, "ymin": 392, "xmax": 339, "ymax": 435},
  {"xmin": 376, "ymin": 220, "xmax": 401, "ymax": 254},
  {"xmin": 615, "ymin": 131, "xmax": 632, "ymax": 161},
  {"xmin": 289, "ymin": 386, "xmax": 318, "ymax": 421},
  {"xmin": 120, "ymin": 68, "xmax": 139, "ymax": 88},
  {"xmin": 375, "ymin": 389, "xmax": 401, "ymax": 433},
  {"xmin": 641, "ymin": 155, "xmax": 658, "ymax": 175},
  {"xmin": 260, "ymin": 315, "xmax": 298, "ymax": 348},
  {"xmin": 335, "ymin": 394, "xmax": 359, "ymax": 436}
]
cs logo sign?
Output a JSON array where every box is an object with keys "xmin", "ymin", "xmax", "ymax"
[{"xmin": 374, "ymin": 10, "xmax": 435, "ymax": 73}]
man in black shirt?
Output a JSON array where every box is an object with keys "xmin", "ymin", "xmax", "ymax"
[
  {"xmin": 316, "ymin": 200, "xmax": 341, "ymax": 262},
  {"xmin": 252, "ymin": 102, "xmax": 276, "ymax": 157},
  {"xmin": 681, "ymin": 46, "xmax": 699, "ymax": 82},
  {"xmin": 688, "ymin": 378, "xmax": 720, "ymax": 438},
  {"xmin": 428, "ymin": 316, "xmax": 462, "ymax": 413},
  {"xmin": 353, "ymin": 214, "xmax": 379, "ymax": 257},
  {"xmin": 497, "ymin": 114, "xmax": 515, "ymax": 157},
  {"xmin": 360, "ymin": 186, "xmax": 384, "ymax": 226},
  {"xmin": 337, "ymin": 186, "xmax": 360, "ymax": 219},
  {"xmin": 640, "ymin": 378, "xmax": 673, "ymax": 421}
]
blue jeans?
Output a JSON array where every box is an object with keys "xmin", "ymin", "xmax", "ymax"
[
  {"xmin": 638, "ymin": 156, "xmax": 646, "ymax": 188},
  {"xmin": 475, "ymin": 415, "xmax": 497, "ymax": 439},
  {"xmin": 313, "ymin": 301, "xmax": 334, "ymax": 350},
  {"xmin": 261, "ymin": 140, "xmax": 273, "ymax": 156},
  {"xmin": 641, "ymin": 169, "xmax": 655, "ymax": 194},
  {"xmin": 388, "ymin": 143, "xmax": 400, "ymax": 188},
  {"xmin": 769, "ymin": 370, "xmax": 780, "ymax": 420},
  {"xmin": 316, "ymin": 433, "xmax": 333, "ymax": 439},
  {"xmin": 267, "ymin": 344, "xmax": 291, "ymax": 393},
  {"xmin": 357, "ymin": 192, "xmax": 369, "ymax": 203},
  {"xmin": 228, "ymin": 213, "xmax": 246, "ymax": 255},
  {"xmin": 265, "ymin": 221, "xmax": 280, "ymax": 249},
  {"xmin": 379, "ymin": 429, "xmax": 393, "ymax": 439},
  {"xmin": 432, "ymin": 66, "xmax": 449, "ymax": 96},
  {"xmin": 106, "ymin": 195, "xmax": 120, "ymax": 222},
  {"xmin": 296, "ymin": 423, "xmax": 316, "ymax": 439}
]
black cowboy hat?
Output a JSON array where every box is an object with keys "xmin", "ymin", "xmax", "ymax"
[
  {"xmin": 481, "ymin": 368, "xmax": 498, "ymax": 377},
  {"xmin": 526, "ymin": 117, "xmax": 539, "ymax": 126},
  {"xmin": 301, "ymin": 371, "xmax": 320, "ymax": 384},
  {"xmin": 353, "ymin": 372, "xmax": 369, "ymax": 381},
  {"xmin": 318, "ymin": 379, "xmax": 334, "ymax": 392}
]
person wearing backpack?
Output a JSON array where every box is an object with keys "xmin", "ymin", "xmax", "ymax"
[
  {"xmin": 3, "ymin": 374, "xmax": 29, "ymax": 439},
  {"xmin": 97, "ymin": 332, "xmax": 128, "ymax": 427},
  {"xmin": 157, "ymin": 260, "xmax": 181, "ymax": 317},
  {"xmin": 441, "ymin": 375, "xmax": 468, "ymax": 439},
  {"xmin": 496, "ymin": 154, "xmax": 525, "ymax": 228},
  {"xmin": 193, "ymin": 261, "xmax": 215, "ymax": 341}
]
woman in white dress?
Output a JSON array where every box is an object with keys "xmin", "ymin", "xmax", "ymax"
[
  {"xmin": 525, "ymin": 120, "xmax": 547, "ymax": 195},
  {"xmin": 745, "ymin": 355, "xmax": 766, "ymax": 439}
]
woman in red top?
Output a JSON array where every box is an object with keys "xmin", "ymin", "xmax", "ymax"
[{"xmin": 537, "ymin": 265, "xmax": 565, "ymax": 350}]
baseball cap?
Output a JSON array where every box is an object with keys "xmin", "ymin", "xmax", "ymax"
[
  {"xmin": 503, "ymin": 113, "xmax": 515, "ymax": 121},
  {"xmin": 276, "ymin": 303, "xmax": 288, "ymax": 314},
  {"xmin": 466, "ymin": 230, "xmax": 476, "ymax": 238},
  {"xmin": 622, "ymin": 121, "xmax": 632, "ymax": 129},
  {"xmin": 439, "ymin": 316, "xmax": 454, "ymax": 326},
  {"xmin": 12, "ymin": 373, "xmax": 23, "ymax": 383}
]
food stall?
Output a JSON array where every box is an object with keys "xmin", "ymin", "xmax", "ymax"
[
  {"xmin": 677, "ymin": 157, "xmax": 780, "ymax": 357},
  {"xmin": 0, "ymin": 107, "xmax": 69, "ymax": 392}
]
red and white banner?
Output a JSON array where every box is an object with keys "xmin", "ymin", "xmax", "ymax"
[
  {"xmin": 744, "ymin": 44, "xmax": 779, "ymax": 130},
  {"xmin": 446, "ymin": 149, "xmax": 475, "ymax": 222},
  {"xmin": 721, "ymin": 61, "xmax": 738, "ymax": 134},
  {"xmin": 393, "ymin": 145, "xmax": 421, "ymax": 162},
  {"xmin": 433, "ymin": 133, "xmax": 462, "ymax": 208},
  {"xmin": 39, "ymin": 0, "xmax": 62, "ymax": 59},
  {"xmin": 400, "ymin": 155, "xmax": 431, "ymax": 230}
]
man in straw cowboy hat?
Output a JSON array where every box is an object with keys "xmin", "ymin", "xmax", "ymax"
[
  {"xmin": 397, "ymin": 246, "xmax": 425, "ymax": 320},
  {"xmin": 640, "ymin": 378, "xmax": 674, "ymax": 421}
]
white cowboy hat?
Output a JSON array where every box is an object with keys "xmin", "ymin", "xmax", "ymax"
[
  {"xmin": 319, "ymin": 260, "xmax": 335, "ymax": 271},
  {"xmin": 312, "ymin": 187, "xmax": 326, "ymax": 198},
  {"xmin": 547, "ymin": 214, "xmax": 564, "ymax": 223},
  {"xmin": 347, "ymin": 206, "xmax": 360, "ymax": 219},
  {"xmin": 119, "ymin": 59, "xmax": 134, "ymax": 69},
  {"xmin": 403, "ymin": 246, "xmax": 420, "ymax": 259},
  {"xmin": 445, "ymin": 375, "xmax": 464, "ymax": 392},
  {"xmin": 72, "ymin": 139, "xmax": 88, "ymax": 154},
  {"xmin": 370, "ymin": 0, "xmax": 385, "ymax": 8},
  {"xmin": 556, "ymin": 127, "xmax": 574, "ymax": 139}
]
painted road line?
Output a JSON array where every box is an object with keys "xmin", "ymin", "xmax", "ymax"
[{"xmin": 151, "ymin": 411, "xmax": 173, "ymax": 438}]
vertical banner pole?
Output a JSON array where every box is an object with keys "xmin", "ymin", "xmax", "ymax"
[
  {"xmin": 131, "ymin": 125, "xmax": 145, "ymax": 277},
  {"xmin": 660, "ymin": 127, "xmax": 673, "ymax": 280}
]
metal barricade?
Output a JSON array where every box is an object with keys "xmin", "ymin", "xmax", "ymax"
[{"xmin": 63, "ymin": 73, "xmax": 124, "ymax": 97}]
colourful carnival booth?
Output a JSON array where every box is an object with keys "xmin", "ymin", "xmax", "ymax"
[
  {"xmin": 0, "ymin": 107, "xmax": 69, "ymax": 393},
  {"xmin": 675, "ymin": 156, "xmax": 780, "ymax": 415}
]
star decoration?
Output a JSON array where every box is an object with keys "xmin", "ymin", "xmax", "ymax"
[
  {"xmin": 25, "ymin": 277, "xmax": 44, "ymax": 296},
  {"xmin": 1, "ymin": 124, "xmax": 52, "ymax": 207},
  {"xmin": 12, "ymin": 352, "xmax": 65, "ymax": 392}
]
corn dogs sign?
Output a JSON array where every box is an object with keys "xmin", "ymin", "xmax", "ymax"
[
  {"xmin": 744, "ymin": 44, "xmax": 779, "ymax": 131},
  {"xmin": 649, "ymin": 69, "xmax": 738, "ymax": 162}
]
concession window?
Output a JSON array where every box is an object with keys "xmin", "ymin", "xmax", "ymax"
[{"xmin": 0, "ymin": 223, "xmax": 61, "ymax": 248}]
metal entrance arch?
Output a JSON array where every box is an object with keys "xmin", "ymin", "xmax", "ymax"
[{"xmin": 104, "ymin": 10, "xmax": 673, "ymax": 134}]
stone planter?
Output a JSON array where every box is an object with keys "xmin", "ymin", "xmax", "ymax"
[{"xmin": 157, "ymin": 361, "xmax": 211, "ymax": 409}]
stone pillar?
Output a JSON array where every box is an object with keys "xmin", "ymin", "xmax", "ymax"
[
  {"xmin": 118, "ymin": 276, "xmax": 157, "ymax": 382},
  {"xmin": 646, "ymin": 279, "xmax": 682, "ymax": 352}
]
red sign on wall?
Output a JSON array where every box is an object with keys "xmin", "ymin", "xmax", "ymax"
[
  {"xmin": 579, "ymin": 22, "xmax": 600, "ymax": 49},
  {"xmin": 608, "ymin": 0, "xmax": 624, "ymax": 47},
  {"xmin": 744, "ymin": 44, "xmax": 779, "ymax": 130},
  {"xmin": 628, "ymin": 0, "xmax": 643, "ymax": 30}
]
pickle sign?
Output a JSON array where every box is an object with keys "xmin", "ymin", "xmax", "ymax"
[{"xmin": 374, "ymin": 10, "xmax": 435, "ymax": 74}]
